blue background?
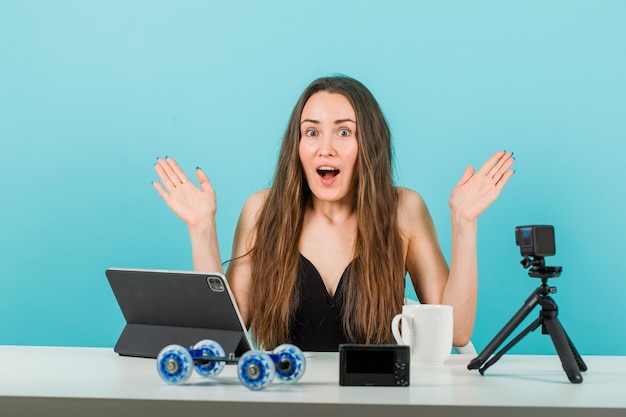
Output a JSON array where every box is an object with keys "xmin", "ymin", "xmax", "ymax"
[{"xmin": 1, "ymin": 1, "xmax": 624, "ymax": 355}]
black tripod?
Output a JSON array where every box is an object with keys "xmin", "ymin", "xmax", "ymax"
[{"xmin": 467, "ymin": 257, "xmax": 587, "ymax": 383}]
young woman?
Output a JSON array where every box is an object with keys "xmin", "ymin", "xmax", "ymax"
[{"xmin": 153, "ymin": 75, "xmax": 514, "ymax": 351}]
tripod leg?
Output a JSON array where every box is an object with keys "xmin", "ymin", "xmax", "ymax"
[
  {"xmin": 468, "ymin": 289, "xmax": 541, "ymax": 370},
  {"xmin": 565, "ymin": 330, "xmax": 588, "ymax": 372},
  {"xmin": 478, "ymin": 317, "xmax": 543, "ymax": 375},
  {"xmin": 542, "ymin": 316, "xmax": 584, "ymax": 383}
]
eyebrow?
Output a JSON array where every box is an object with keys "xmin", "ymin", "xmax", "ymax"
[{"xmin": 300, "ymin": 118, "xmax": 357, "ymax": 125}]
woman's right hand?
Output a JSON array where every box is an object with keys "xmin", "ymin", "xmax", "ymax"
[{"xmin": 152, "ymin": 157, "xmax": 217, "ymax": 228}]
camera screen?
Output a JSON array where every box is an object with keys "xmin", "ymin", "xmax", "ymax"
[{"xmin": 345, "ymin": 349, "xmax": 395, "ymax": 374}]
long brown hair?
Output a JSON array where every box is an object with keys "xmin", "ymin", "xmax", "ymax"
[{"xmin": 249, "ymin": 75, "xmax": 405, "ymax": 349}]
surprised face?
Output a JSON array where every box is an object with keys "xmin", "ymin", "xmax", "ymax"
[{"xmin": 299, "ymin": 92, "xmax": 358, "ymax": 206}]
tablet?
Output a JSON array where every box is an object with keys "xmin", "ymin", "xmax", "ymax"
[{"xmin": 106, "ymin": 267, "xmax": 253, "ymax": 358}]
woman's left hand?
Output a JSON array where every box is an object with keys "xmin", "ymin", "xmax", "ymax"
[{"xmin": 448, "ymin": 150, "xmax": 515, "ymax": 222}]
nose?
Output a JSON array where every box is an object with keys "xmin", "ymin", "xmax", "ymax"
[{"xmin": 318, "ymin": 135, "xmax": 336, "ymax": 157}]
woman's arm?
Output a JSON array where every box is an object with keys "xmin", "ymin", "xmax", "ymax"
[
  {"xmin": 446, "ymin": 150, "xmax": 514, "ymax": 344},
  {"xmin": 152, "ymin": 157, "xmax": 223, "ymax": 273},
  {"xmin": 404, "ymin": 151, "xmax": 514, "ymax": 346}
]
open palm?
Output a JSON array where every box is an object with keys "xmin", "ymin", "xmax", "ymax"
[
  {"xmin": 448, "ymin": 151, "xmax": 515, "ymax": 222},
  {"xmin": 152, "ymin": 157, "xmax": 217, "ymax": 228}
]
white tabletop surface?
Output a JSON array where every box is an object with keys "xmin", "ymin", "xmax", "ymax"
[{"xmin": 0, "ymin": 345, "xmax": 623, "ymax": 417}]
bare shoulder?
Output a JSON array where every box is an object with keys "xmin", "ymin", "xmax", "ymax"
[
  {"xmin": 243, "ymin": 189, "xmax": 270, "ymax": 213},
  {"xmin": 232, "ymin": 189, "xmax": 269, "ymax": 252},
  {"xmin": 237, "ymin": 189, "xmax": 269, "ymax": 231},
  {"xmin": 397, "ymin": 187, "xmax": 429, "ymax": 222},
  {"xmin": 228, "ymin": 190, "xmax": 270, "ymax": 325},
  {"xmin": 396, "ymin": 187, "xmax": 446, "ymax": 287},
  {"xmin": 396, "ymin": 186, "xmax": 438, "ymax": 245}
]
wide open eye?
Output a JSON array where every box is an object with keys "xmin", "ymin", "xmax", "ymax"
[{"xmin": 338, "ymin": 128, "xmax": 351, "ymax": 137}]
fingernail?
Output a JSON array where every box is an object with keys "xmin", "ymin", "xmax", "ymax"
[{"xmin": 196, "ymin": 166, "xmax": 201, "ymax": 170}]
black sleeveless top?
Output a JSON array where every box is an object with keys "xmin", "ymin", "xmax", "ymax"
[{"xmin": 288, "ymin": 254, "xmax": 352, "ymax": 351}]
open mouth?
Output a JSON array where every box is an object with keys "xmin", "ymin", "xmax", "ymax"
[{"xmin": 317, "ymin": 166, "xmax": 340, "ymax": 179}]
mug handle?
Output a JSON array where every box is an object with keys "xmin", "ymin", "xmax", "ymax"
[{"xmin": 391, "ymin": 313, "xmax": 405, "ymax": 345}]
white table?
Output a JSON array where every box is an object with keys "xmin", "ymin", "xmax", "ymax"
[{"xmin": 0, "ymin": 345, "xmax": 623, "ymax": 417}]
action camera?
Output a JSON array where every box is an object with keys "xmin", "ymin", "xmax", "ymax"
[{"xmin": 515, "ymin": 225, "xmax": 556, "ymax": 258}]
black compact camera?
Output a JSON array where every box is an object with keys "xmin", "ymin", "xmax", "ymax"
[
  {"xmin": 515, "ymin": 225, "xmax": 556, "ymax": 257},
  {"xmin": 339, "ymin": 344, "xmax": 410, "ymax": 387}
]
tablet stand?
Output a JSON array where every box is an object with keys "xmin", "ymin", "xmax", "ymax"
[
  {"xmin": 115, "ymin": 324, "xmax": 250, "ymax": 359},
  {"xmin": 467, "ymin": 257, "xmax": 587, "ymax": 383}
]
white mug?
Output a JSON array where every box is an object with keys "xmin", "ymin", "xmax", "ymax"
[{"xmin": 391, "ymin": 304, "xmax": 453, "ymax": 365}]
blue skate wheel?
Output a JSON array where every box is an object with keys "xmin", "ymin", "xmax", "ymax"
[
  {"xmin": 156, "ymin": 344, "xmax": 193, "ymax": 385},
  {"xmin": 192, "ymin": 339, "xmax": 226, "ymax": 378},
  {"xmin": 237, "ymin": 351, "xmax": 276, "ymax": 391},
  {"xmin": 272, "ymin": 344, "xmax": 306, "ymax": 383}
]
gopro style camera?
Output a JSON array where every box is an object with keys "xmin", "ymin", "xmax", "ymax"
[
  {"xmin": 339, "ymin": 344, "xmax": 410, "ymax": 387},
  {"xmin": 515, "ymin": 225, "xmax": 556, "ymax": 257},
  {"xmin": 515, "ymin": 225, "xmax": 561, "ymax": 278}
]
